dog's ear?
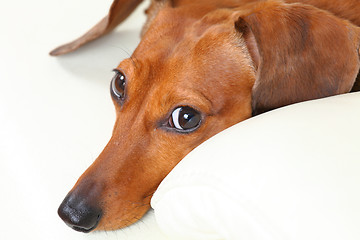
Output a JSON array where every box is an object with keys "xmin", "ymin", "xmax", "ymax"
[
  {"xmin": 234, "ymin": 1, "xmax": 360, "ymax": 115},
  {"xmin": 50, "ymin": 0, "xmax": 143, "ymax": 56}
]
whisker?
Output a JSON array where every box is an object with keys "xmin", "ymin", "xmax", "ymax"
[
  {"xmin": 108, "ymin": 44, "xmax": 138, "ymax": 69},
  {"xmin": 108, "ymin": 44, "xmax": 132, "ymax": 57}
]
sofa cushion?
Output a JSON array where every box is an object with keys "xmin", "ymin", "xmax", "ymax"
[{"xmin": 151, "ymin": 93, "xmax": 360, "ymax": 240}]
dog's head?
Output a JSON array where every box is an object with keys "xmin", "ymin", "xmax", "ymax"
[{"xmin": 56, "ymin": 0, "xmax": 360, "ymax": 232}]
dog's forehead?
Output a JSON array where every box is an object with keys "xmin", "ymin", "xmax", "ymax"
[
  {"xmin": 127, "ymin": 21, "xmax": 246, "ymax": 96},
  {"xmin": 133, "ymin": 7, "xmax": 236, "ymax": 59},
  {"xmin": 116, "ymin": 6, "xmax": 254, "ymax": 117}
]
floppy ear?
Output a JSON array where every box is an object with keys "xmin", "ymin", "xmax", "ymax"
[
  {"xmin": 235, "ymin": 1, "xmax": 360, "ymax": 115},
  {"xmin": 50, "ymin": 0, "xmax": 143, "ymax": 56}
]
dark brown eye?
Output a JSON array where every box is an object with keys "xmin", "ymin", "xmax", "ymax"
[
  {"xmin": 170, "ymin": 106, "xmax": 201, "ymax": 131},
  {"xmin": 111, "ymin": 70, "xmax": 126, "ymax": 100}
]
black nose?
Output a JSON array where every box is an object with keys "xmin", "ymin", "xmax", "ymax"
[{"xmin": 58, "ymin": 193, "xmax": 103, "ymax": 233}]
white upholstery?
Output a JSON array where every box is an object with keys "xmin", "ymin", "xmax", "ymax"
[{"xmin": 152, "ymin": 93, "xmax": 360, "ymax": 240}]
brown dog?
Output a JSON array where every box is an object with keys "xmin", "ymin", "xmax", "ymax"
[{"xmin": 52, "ymin": 0, "xmax": 360, "ymax": 232}]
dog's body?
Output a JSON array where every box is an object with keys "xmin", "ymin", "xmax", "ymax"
[{"xmin": 53, "ymin": 0, "xmax": 360, "ymax": 232}]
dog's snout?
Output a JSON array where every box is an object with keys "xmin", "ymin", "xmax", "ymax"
[{"xmin": 58, "ymin": 193, "xmax": 102, "ymax": 233}]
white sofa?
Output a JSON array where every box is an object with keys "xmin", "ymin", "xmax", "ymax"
[
  {"xmin": 2, "ymin": 0, "xmax": 359, "ymax": 239},
  {"xmin": 152, "ymin": 92, "xmax": 360, "ymax": 240}
]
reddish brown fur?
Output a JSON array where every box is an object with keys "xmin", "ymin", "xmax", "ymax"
[
  {"xmin": 53, "ymin": 0, "xmax": 360, "ymax": 231},
  {"xmin": 236, "ymin": 1, "xmax": 360, "ymax": 114}
]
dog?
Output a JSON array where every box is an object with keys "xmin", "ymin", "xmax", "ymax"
[{"xmin": 51, "ymin": 0, "xmax": 360, "ymax": 233}]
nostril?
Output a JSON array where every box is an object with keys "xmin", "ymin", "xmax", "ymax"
[{"xmin": 58, "ymin": 193, "xmax": 103, "ymax": 233}]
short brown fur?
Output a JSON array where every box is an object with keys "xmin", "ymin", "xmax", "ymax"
[{"xmin": 53, "ymin": 0, "xmax": 360, "ymax": 231}]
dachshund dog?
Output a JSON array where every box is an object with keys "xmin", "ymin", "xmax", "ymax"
[{"xmin": 52, "ymin": 0, "xmax": 360, "ymax": 233}]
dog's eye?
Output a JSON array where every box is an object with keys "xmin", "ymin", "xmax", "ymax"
[
  {"xmin": 111, "ymin": 70, "xmax": 126, "ymax": 100},
  {"xmin": 169, "ymin": 106, "xmax": 201, "ymax": 131}
]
